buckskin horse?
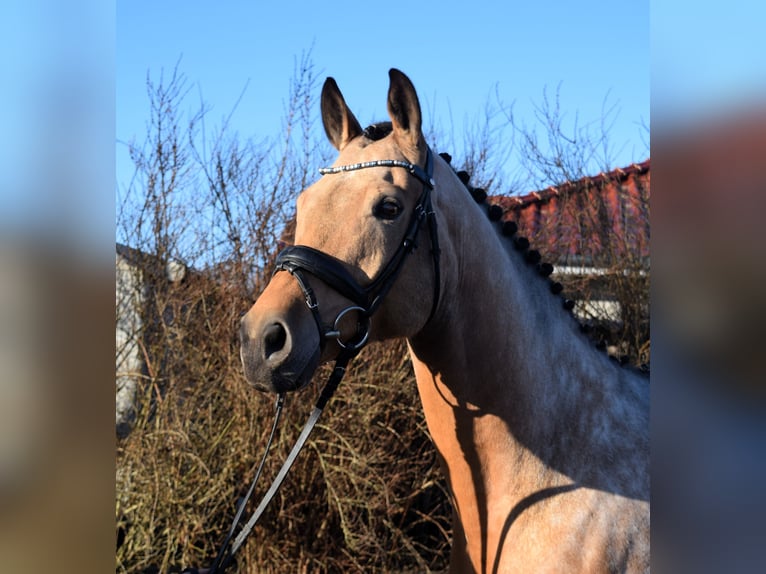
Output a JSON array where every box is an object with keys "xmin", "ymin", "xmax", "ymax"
[{"xmin": 239, "ymin": 69, "xmax": 649, "ymax": 573}]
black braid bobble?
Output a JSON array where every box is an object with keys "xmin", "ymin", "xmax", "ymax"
[
  {"xmin": 439, "ymin": 152, "xmax": 452, "ymax": 164},
  {"xmin": 538, "ymin": 262, "xmax": 554, "ymax": 277},
  {"xmin": 502, "ymin": 220, "xmax": 518, "ymax": 236},
  {"xmin": 563, "ymin": 299, "xmax": 575, "ymax": 311},
  {"xmin": 550, "ymin": 281, "xmax": 563, "ymax": 295},
  {"xmin": 457, "ymin": 170, "xmax": 471, "ymax": 185},
  {"xmin": 513, "ymin": 236, "xmax": 530, "ymax": 251},
  {"xmin": 470, "ymin": 187, "xmax": 487, "ymax": 203},
  {"xmin": 525, "ymin": 249, "xmax": 541, "ymax": 264},
  {"xmin": 488, "ymin": 204, "xmax": 503, "ymax": 221}
]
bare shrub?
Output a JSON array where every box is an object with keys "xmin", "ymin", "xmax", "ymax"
[{"xmin": 116, "ymin": 55, "xmax": 451, "ymax": 572}]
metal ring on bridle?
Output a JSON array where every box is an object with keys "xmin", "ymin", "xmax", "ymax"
[{"xmin": 324, "ymin": 305, "xmax": 370, "ymax": 351}]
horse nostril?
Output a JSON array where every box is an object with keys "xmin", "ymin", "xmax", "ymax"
[{"xmin": 263, "ymin": 322, "xmax": 288, "ymax": 361}]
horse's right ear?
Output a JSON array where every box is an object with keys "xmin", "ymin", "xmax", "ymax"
[
  {"xmin": 387, "ymin": 69, "xmax": 424, "ymax": 157},
  {"xmin": 321, "ymin": 77, "xmax": 363, "ymax": 151}
]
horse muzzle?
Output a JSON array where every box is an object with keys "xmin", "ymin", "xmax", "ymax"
[{"xmin": 239, "ymin": 282, "xmax": 322, "ymax": 394}]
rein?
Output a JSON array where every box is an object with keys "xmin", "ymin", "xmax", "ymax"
[{"xmin": 204, "ymin": 148, "xmax": 439, "ymax": 573}]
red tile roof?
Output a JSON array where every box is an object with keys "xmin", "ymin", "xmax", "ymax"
[{"xmin": 492, "ymin": 159, "xmax": 650, "ymax": 267}]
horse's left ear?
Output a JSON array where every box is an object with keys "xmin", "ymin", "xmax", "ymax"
[{"xmin": 387, "ymin": 69, "xmax": 424, "ymax": 156}]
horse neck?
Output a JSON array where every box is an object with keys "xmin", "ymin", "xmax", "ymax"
[{"xmin": 407, "ymin": 162, "xmax": 647, "ymax": 491}]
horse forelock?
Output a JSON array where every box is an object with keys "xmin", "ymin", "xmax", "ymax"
[{"xmin": 362, "ymin": 122, "xmax": 393, "ymax": 141}]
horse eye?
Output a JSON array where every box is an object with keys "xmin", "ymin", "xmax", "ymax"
[{"xmin": 374, "ymin": 197, "xmax": 403, "ymax": 220}]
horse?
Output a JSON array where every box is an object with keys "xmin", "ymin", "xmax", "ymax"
[{"xmin": 239, "ymin": 69, "xmax": 649, "ymax": 573}]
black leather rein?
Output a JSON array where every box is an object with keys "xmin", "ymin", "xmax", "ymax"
[{"xmin": 202, "ymin": 148, "xmax": 439, "ymax": 574}]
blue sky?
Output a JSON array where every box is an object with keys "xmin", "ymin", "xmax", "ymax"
[
  {"xmin": 2, "ymin": 1, "xmax": 764, "ymax": 245},
  {"xmin": 116, "ymin": 1, "xmax": 651, "ymax": 196},
  {"xmin": 651, "ymin": 0, "xmax": 766, "ymax": 125}
]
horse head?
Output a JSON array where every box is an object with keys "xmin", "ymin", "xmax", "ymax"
[{"xmin": 240, "ymin": 69, "xmax": 441, "ymax": 393}]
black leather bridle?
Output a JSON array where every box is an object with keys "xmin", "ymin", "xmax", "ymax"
[
  {"xmin": 203, "ymin": 148, "xmax": 440, "ymax": 573},
  {"xmin": 274, "ymin": 146, "xmax": 441, "ymax": 354}
]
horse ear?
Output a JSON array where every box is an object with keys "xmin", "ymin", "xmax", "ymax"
[
  {"xmin": 387, "ymin": 69, "xmax": 424, "ymax": 155},
  {"xmin": 321, "ymin": 77, "xmax": 363, "ymax": 151}
]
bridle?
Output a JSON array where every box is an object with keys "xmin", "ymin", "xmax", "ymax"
[
  {"xmin": 274, "ymin": 147, "xmax": 440, "ymax": 354},
  {"xmin": 203, "ymin": 147, "xmax": 440, "ymax": 573}
]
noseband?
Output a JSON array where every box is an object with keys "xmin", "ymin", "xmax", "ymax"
[{"xmin": 274, "ymin": 147, "xmax": 440, "ymax": 355}]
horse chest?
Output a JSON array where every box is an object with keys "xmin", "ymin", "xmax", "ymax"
[{"xmin": 453, "ymin": 487, "xmax": 649, "ymax": 573}]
